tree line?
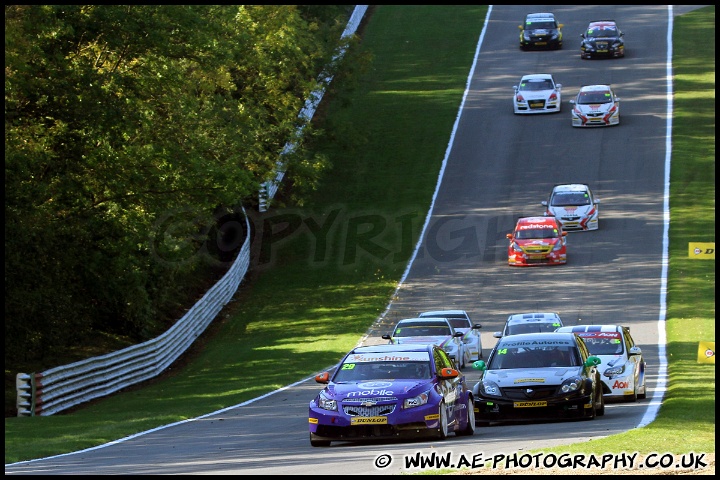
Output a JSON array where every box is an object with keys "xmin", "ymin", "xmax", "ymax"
[{"xmin": 4, "ymin": 5, "xmax": 358, "ymax": 370}]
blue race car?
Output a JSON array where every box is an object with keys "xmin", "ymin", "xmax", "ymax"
[{"xmin": 309, "ymin": 343, "xmax": 475, "ymax": 447}]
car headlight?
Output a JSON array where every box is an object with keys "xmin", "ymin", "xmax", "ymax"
[
  {"xmin": 604, "ymin": 364, "xmax": 626, "ymax": 377},
  {"xmin": 552, "ymin": 240, "xmax": 564, "ymax": 251},
  {"xmin": 404, "ymin": 390, "xmax": 430, "ymax": 409},
  {"xmin": 479, "ymin": 380, "xmax": 501, "ymax": 396},
  {"xmin": 511, "ymin": 242, "xmax": 523, "ymax": 252},
  {"xmin": 317, "ymin": 392, "xmax": 337, "ymax": 411},
  {"xmin": 443, "ymin": 343, "xmax": 458, "ymax": 357},
  {"xmin": 560, "ymin": 376, "xmax": 582, "ymax": 393}
]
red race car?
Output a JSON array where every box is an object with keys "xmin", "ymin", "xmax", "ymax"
[{"xmin": 507, "ymin": 216, "xmax": 567, "ymax": 266}]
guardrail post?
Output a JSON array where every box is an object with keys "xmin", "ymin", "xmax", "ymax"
[{"xmin": 16, "ymin": 372, "xmax": 40, "ymax": 417}]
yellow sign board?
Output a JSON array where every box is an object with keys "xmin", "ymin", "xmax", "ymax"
[
  {"xmin": 688, "ymin": 242, "xmax": 715, "ymax": 259},
  {"xmin": 697, "ymin": 341, "xmax": 715, "ymax": 364}
]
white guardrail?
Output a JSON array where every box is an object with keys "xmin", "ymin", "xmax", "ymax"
[{"xmin": 15, "ymin": 6, "xmax": 369, "ymax": 417}]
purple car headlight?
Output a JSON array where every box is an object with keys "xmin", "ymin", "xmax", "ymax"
[
  {"xmin": 403, "ymin": 390, "xmax": 430, "ymax": 409},
  {"xmin": 317, "ymin": 392, "xmax": 337, "ymax": 411}
]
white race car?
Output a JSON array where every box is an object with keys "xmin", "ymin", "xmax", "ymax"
[
  {"xmin": 570, "ymin": 84, "xmax": 620, "ymax": 127},
  {"xmin": 556, "ymin": 324, "xmax": 647, "ymax": 401},
  {"xmin": 418, "ymin": 310, "xmax": 484, "ymax": 360},
  {"xmin": 382, "ymin": 317, "xmax": 469, "ymax": 368},
  {"xmin": 542, "ymin": 183, "xmax": 600, "ymax": 231},
  {"xmin": 513, "ymin": 74, "xmax": 562, "ymax": 114},
  {"xmin": 494, "ymin": 312, "xmax": 564, "ymax": 339}
]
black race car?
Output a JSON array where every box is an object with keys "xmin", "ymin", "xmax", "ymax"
[
  {"xmin": 519, "ymin": 12, "xmax": 563, "ymax": 50},
  {"xmin": 580, "ymin": 20, "xmax": 625, "ymax": 59},
  {"xmin": 471, "ymin": 332, "xmax": 605, "ymax": 425}
]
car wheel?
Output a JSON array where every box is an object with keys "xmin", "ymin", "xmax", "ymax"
[
  {"xmin": 457, "ymin": 397, "xmax": 476, "ymax": 436},
  {"xmin": 596, "ymin": 387, "xmax": 605, "ymax": 416},
  {"xmin": 638, "ymin": 368, "xmax": 647, "ymax": 399},
  {"xmin": 627, "ymin": 384, "xmax": 638, "ymax": 403},
  {"xmin": 584, "ymin": 400, "xmax": 596, "ymax": 420},
  {"xmin": 310, "ymin": 433, "xmax": 331, "ymax": 447},
  {"xmin": 437, "ymin": 403, "xmax": 449, "ymax": 440},
  {"xmin": 583, "ymin": 384, "xmax": 599, "ymax": 420}
]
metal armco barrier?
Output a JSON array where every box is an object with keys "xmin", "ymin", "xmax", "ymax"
[{"xmin": 15, "ymin": 211, "xmax": 251, "ymax": 416}]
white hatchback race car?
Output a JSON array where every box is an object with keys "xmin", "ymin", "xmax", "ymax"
[
  {"xmin": 556, "ymin": 324, "xmax": 647, "ymax": 401},
  {"xmin": 418, "ymin": 310, "xmax": 484, "ymax": 360},
  {"xmin": 569, "ymin": 84, "xmax": 620, "ymax": 127},
  {"xmin": 542, "ymin": 183, "xmax": 600, "ymax": 231},
  {"xmin": 513, "ymin": 74, "xmax": 562, "ymax": 114}
]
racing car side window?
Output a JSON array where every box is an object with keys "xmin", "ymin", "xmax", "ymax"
[
  {"xmin": 568, "ymin": 347, "xmax": 582, "ymax": 366},
  {"xmin": 448, "ymin": 318, "xmax": 471, "ymax": 329},
  {"xmin": 622, "ymin": 330, "xmax": 634, "ymax": 353}
]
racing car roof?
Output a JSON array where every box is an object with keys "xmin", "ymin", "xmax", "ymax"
[
  {"xmin": 350, "ymin": 343, "xmax": 435, "ymax": 355},
  {"xmin": 588, "ymin": 20, "xmax": 618, "ymax": 27},
  {"xmin": 506, "ymin": 312, "xmax": 562, "ymax": 326},
  {"xmin": 515, "ymin": 216, "xmax": 560, "ymax": 228},
  {"xmin": 395, "ymin": 317, "xmax": 453, "ymax": 326},
  {"xmin": 418, "ymin": 310, "xmax": 469, "ymax": 318},
  {"xmin": 552, "ymin": 183, "xmax": 590, "ymax": 193},
  {"xmin": 526, "ymin": 13, "xmax": 556, "ymax": 21},
  {"xmin": 556, "ymin": 325, "xmax": 626, "ymax": 334},
  {"xmin": 495, "ymin": 332, "xmax": 578, "ymax": 346},
  {"xmin": 579, "ymin": 84, "xmax": 612, "ymax": 92},
  {"xmin": 521, "ymin": 73, "xmax": 554, "ymax": 81}
]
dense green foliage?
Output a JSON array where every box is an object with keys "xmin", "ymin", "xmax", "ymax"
[{"xmin": 5, "ymin": 5, "xmax": 353, "ymax": 366}]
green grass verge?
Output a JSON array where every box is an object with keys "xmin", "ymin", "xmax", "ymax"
[{"xmin": 4, "ymin": 5, "xmax": 714, "ymax": 466}]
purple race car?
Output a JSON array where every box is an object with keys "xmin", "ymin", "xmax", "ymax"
[{"xmin": 308, "ymin": 343, "xmax": 475, "ymax": 447}]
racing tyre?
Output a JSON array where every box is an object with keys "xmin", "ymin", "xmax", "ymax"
[
  {"xmin": 637, "ymin": 365, "xmax": 647, "ymax": 399},
  {"xmin": 596, "ymin": 388, "xmax": 605, "ymax": 416},
  {"xmin": 583, "ymin": 390, "xmax": 598, "ymax": 420},
  {"xmin": 457, "ymin": 397, "xmax": 476, "ymax": 436},
  {"xmin": 310, "ymin": 434, "xmax": 331, "ymax": 447},
  {"xmin": 437, "ymin": 403, "xmax": 449, "ymax": 440},
  {"xmin": 627, "ymin": 387, "xmax": 638, "ymax": 403},
  {"xmin": 583, "ymin": 400, "xmax": 596, "ymax": 420}
]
